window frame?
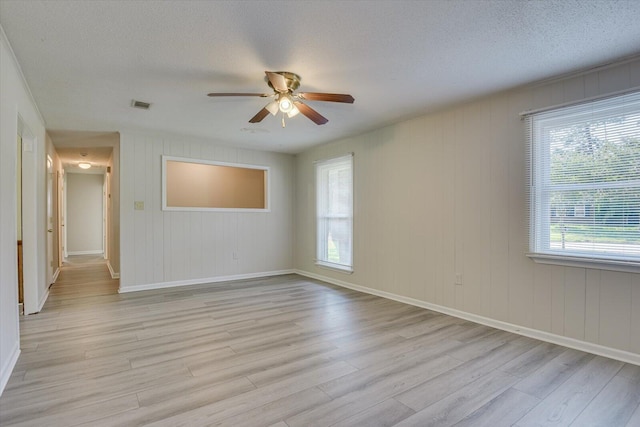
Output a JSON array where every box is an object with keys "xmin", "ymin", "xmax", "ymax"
[
  {"xmin": 314, "ymin": 153, "xmax": 354, "ymax": 273},
  {"xmin": 525, "ymin": 90, "xmax": 640, "ymax": 273}
]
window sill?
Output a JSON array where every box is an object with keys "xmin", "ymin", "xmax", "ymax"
[
  {"xmin": 315, "ymin": 261, "xmax": 354, "ymax": 274},
  {"xmin": 526, "ymin": 253, "xmax": 640, "ymax": 273}
]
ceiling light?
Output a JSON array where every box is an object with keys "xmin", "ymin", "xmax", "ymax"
[
  {"xmin": 265, "ymin": 100, "xmax": 279, "ymax": 116},
  {"xmin": 78, "ymin": 162, "xmax": 92, "ymax": 169},
  {"xmin": 287, "ymin": 104, "xmax": 300, "ymax": 118},
  {"xmin": 278, "ymin": 95, "xmax": 293, "ymax": 113}
]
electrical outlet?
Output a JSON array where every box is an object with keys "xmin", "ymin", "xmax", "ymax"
[
  {"xmin": 134, "ymin": 201, "xmax": 144, "ymax": 210},
  {"xmin": 455, "ymin": 273, "xmax": 463, "ymax": 285}
]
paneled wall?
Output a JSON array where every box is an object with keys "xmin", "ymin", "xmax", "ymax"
[
  {"xmin": 119, "ymin": 132, "xmax": 295, "ymax": 291},
  {"xmin": 295, "ymin": 58, "xmax": 640, "ymax": 360},
  {"xmin": 1, "ymin": 29, "xmax": 47, "ymax": 395}
]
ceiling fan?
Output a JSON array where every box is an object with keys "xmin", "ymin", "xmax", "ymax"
[{"xmin": 207, "ymin": 71, "xmax": 354, "ymax": 126}]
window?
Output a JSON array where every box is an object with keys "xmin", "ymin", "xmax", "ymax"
[
  {"xmin": 316, "ymin": 154, "xmax": 353, "ymax": 272},
  {"xmin": 526, "ymin": 90, "xmax": 640, "ymax": 271}
]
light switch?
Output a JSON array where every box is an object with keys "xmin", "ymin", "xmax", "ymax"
[
  {"xmin": 455, "ymin": 273, "xmax": 463, "ymax": 285},
  {"xmin": 134, "ymin": 201, "xmax": 144, "ymax": 210}
]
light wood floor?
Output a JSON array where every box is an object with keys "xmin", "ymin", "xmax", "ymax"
[{"xmin": 1, "ymin": 262, "xmax": 639, "ymax": 426}]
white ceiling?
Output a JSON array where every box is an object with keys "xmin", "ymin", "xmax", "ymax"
[
  {"xmin": 2, "ymin": 0, "xmax": 640, "ymax": 154},
  {"xmin": 48, "ymin": 131, "xmax": 117, "ymax": 172}
]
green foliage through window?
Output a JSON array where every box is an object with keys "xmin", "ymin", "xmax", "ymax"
[{"xmin": 529, "ymin": 91, "xmax": 640, "ymax": 262}]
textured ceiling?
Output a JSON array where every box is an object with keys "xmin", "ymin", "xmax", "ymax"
[{"xmin": 2, "ymin": 0, "xmax": 640, "ymax": 154}]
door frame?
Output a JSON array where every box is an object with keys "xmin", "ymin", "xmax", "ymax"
[
  {"xmin": 103, "ymin": 171, "xmax": 109, "ymax": 259},
  {"xmin": 57, "ymin": 170, "xmax": 64, "ymax": 268},
  {"xmin": 18, "ymin": 116, "xmax": 44, "ymax": 315},
  {"xmin": 46, "ymin": 155, "xmax": 54, "ymax": 285}
]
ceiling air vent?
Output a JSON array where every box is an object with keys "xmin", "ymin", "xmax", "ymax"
[{"xmin": 131, "ymin": 100, "xmax": 151, "ymax": 110}]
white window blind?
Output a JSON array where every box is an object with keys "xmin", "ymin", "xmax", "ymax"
[
  {"xmin": 316, "ymin": 154, "xmax": 353, "ymax": 272},
  {"xmin": 526, "ymin": 90, "xmax": 640, "ymax": 267}
]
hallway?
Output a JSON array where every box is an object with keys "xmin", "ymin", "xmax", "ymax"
[
  {"xmin": 51, "ymin": 255, "xmax": 119, "ymax": 300},
  {"xmin": 0, "ymin": 255, "xmax": 123, "ymax": 424}
]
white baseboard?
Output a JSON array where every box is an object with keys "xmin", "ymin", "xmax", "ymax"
[
  {"xmin": 36, "ymin": 288, "xmax": 50, "ymax": 313},
  {"xmin": 52, "ymin": 268, "xmax": 60, "ymax": 283},
  {"xmin": 295, "ymin": 269, "xmax": 640, "ymax": 366},
  {"xmin": 107, "ymin": 262, "xmax": 120, "ymax": 279},
  {"xmin": 119, "ymin": 269, "xmax": 295, "ymax": 293},
  {"xmin": 67, "ymin": 250, "xmax": 104, "ymax": 256},
  {"xmin": 0, "ymin": 342, "xmax": 20, "ymax": 397}
]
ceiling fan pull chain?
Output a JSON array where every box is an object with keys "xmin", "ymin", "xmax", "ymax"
[{"xmin": 282, "ymin": 114, "xmax": 286, "ymax": 128}]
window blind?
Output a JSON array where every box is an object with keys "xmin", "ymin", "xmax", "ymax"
[
  {"xmin": 315, "ymin": 154, "xmax": 353, "ymax": 271},
  {"xmin": 527, "ymin": 90, "xmax": 640, "ymax": 264}
]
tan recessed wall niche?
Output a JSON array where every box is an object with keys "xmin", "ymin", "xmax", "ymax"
[{"xmin": 162, "ymin": 156, "xmax": 269, "ymax": 211}]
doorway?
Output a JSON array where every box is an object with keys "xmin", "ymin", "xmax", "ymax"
[
  {"xmin": 46, "ymin": 155, "xmax": 54, "ymax": 285},
  {"xmin": 49, "ymin": 131, "xmax": 120, "ymax": 280},
  {"xmin": 16, "ymin": 135, "xmax": 23, "ymax": 314},
  {"xmin": 57, "ymin": 169, "xmax": 64, "ymax": 268},
  {"xmin": 64, "ymin": 172, "xmax": 105, "ymax": 258}
]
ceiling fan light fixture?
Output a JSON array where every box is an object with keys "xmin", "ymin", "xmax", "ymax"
[
  {"xmin": 278, "ymin": 95, "xmax": 293, "ymax": 113},
  {"xmin": 265, "ymin": 100, "xmax": 279, "ymax": 116},
  {"xmin": 78, "ymin": 162, "xmax": 92, "ymax": 169},
  {"xmin": 287, "ymin": 104, "xmax": 300, "ymax": 118}
]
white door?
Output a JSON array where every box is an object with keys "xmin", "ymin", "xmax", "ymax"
[
  {"xmin": 46, "ymin": 155, "xmax": 54, "ymax": 284},
  {"xmin": 63, "ymin": 173, "xmax": 67, "ymax": 259},
  {"xmin": 103, "ymin": 172, "xmax": 108, "ymax": 259},
  {"xmin": 57, "ymin": 171, "xmax": 64, "ymax": 267}
]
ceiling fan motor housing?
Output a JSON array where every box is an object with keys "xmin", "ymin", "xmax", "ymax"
[{"xmin": 267, "ymin": 71, "xmax": 301, "ymax": 92}]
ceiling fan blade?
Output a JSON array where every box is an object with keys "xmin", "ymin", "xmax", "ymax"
[
  {"xmin": 294, "ymin": 101, "xmax": 328, "ymax": 125},
  {"xmin": 298, "ymin": 92, "xmax": 354, "ymax": 103},
  {"xmin": 248, "ymin": 108, "xmax": 271, "ymax": 123},
  {"xmin": 265, "ymin": 71, "xmax": 289, "ymax": 93},
  {"xmin": 208, "ymin": 93, "xmax": 269, "ymax": 97}
]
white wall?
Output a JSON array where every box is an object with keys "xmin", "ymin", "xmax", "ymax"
[
  {"xmin": 0, "ymin": 27, "xmax": 47, "ymax": 395},
  {"xmin": 119, "ymin": 131, "xmax": 295, "ymax": 292},
  {"xmin": 295, "ymin": 58, "xmax": 640, "ymax": 363},
  {"xmin": 66, "ymin": 173, "xmax": 104, "ymax": 254}
]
